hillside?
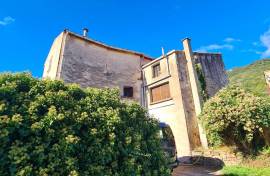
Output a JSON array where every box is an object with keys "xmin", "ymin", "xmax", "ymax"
[{"xmin": 228, "ymin": 59, "xmax": 270, "ymax": 97}]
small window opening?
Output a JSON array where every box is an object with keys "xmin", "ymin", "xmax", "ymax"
[
  {"xmin": 152, "ymin": 63, "xmax": 161, "ymax": 78},
  {"xmin": 123, "ymin": 86, "xmax": 133, "ymax": 98}
]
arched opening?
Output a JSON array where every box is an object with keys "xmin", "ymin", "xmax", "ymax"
[{"xmin": 159, "ymin": 122, "xmax": 178, "ymax": 167}]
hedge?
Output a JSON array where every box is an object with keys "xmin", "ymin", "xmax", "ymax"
[
  {"xmin": 200, "ymin": 85, "xmax": 270, "ymax": 153},
  {"xmin": 0, "ymin": 73, "xmax": 170, "ymax": 176}
]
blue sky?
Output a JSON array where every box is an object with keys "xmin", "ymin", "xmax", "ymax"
[{"xmin": 1, "ymin": 0, "xmax": 270, "ymax": 77}]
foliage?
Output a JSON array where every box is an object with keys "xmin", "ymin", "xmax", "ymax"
[
  {"xmin": 200, "ymin": 85, "xmax": 270, "ymax": 153},
  {"xmin": 228, "ymin": 59, "xmax": 270, "ymax": 98},
  {"xmin": 0, "ymin": 73, "xmax": 170, "ymax": 176},
  {"xmin": 195, "ymin": 63, "xmax": 208, "ymax": 102},
  {"xmin": 222, "ymin": 166, "xmax": 270, "ymax": 176},
  {"xmin": 261, "ymin": 146, "xmax": 270, "ymax": 156}
]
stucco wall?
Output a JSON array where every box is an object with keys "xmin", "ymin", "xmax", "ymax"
[
  {"xmin": 43, "ymin": 32, "xmax": 64, "ymax": 79},
  {"xmin": 194, "ymin": 53, "xmax": 228, "ymax": 97},
  {"xmin": 143, "ymin": 52, "xmax": 193, "ymax": 159},
  {"xmin": 58, "ymin": 34, "xmax": 150, "ymax": 103}
]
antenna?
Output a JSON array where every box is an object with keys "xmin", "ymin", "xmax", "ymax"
[{"xmin": 161, "ymin": 47, "xmax": 165, "ymax": 56}]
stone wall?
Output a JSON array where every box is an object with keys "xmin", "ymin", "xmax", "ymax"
[
  {"xmin": 177, "ymin": 52, "xmax": 201, "ymax": 150},
  {"xmin": 193, "ymin": 53, "xmax": 228, "ymax": 97},
  {"xmin": 43, "ymin": 31, "xmax": 229, "ymax": 160},
  {"xmin": 58, "ymin": 33, "xmax": 150, "ymax": 103}
]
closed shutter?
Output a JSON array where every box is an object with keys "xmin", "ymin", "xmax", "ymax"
[{"xmin": 151, "ymin": 83, "xmax": 170, "ymax": 103}]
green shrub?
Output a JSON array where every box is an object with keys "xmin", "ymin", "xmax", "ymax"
[
  {"xmin": 261, "ymin": 146, "xmax": 270, "ymax": 156},
  {"xmin": 200, "ymin": 86, "xmax": 270, "ymax": 153},
  {"xmin": 0, "ymin": 73, "xmax": 170, "ymax": 176}
]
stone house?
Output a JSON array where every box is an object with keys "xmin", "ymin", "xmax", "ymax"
[
  {"xmin": 43, "ymin": 29, "xmax": 228, "ymax": 160},
  {"xmin": 264, "ymin": 70, "xmax": 270, "ymax": 94}
]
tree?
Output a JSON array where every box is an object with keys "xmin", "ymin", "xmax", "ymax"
[
  {"xmin": 0, "ymin": 73, "xmax": 170, "ymax": 176},
  {"xmin": 200, "ymin": 85, "xmax": 270, "ymax": 153}
]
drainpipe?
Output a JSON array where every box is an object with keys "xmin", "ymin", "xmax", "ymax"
[{"xmin": 140, "ymin": 56, "xmax": 146, "ymax": 108}]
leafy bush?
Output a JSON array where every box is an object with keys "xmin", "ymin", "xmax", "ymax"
[
  {"xmin": 200, "ymin": 86, "xmax": 270, "ymax": 153},
  {"xmin": 261, "ymin": 146, "xmax": 270, "ymax": 156},
  {"xmin": 0, "ymin": 73, "xmax": 170, "ymax": 176}
]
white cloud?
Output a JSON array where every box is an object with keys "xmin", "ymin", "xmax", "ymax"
[
  {"xmin": 196, "ymin": 44, "xmax": 234, "ymax": 52},
  {"xmin": 0, "ymin": 16, "xmax": 15, "ymax": 26},
  {"xmin": 224, "ymin": 37, "xmax": 241, "ymax": 43},
  {"xmin": 241, "ymin": 49, "xmax": 262, "ymax": 55},
  {"xmin": 260, "ymin": 28, "xmax": 270, "ymax": 57}
]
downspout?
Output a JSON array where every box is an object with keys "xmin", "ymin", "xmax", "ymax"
[
  {"xmin": 141, "ymin": 55, "xmax": 146, "ymax": 108},
  {"xmin": 166, "ymin": 54, "xmax": 171, "ymax": 76}
]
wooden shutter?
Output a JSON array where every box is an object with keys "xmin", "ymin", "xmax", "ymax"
[{"xmin": 151, "ymin": 83, "xmax": 170, "ymax": 103}]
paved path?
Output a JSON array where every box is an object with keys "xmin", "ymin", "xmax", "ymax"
[{"xmin": 172, "ymin": 165, "xmax": 223, "ymax": 176}]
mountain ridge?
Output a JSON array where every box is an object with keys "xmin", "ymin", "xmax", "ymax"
[{"xmin": 227, "ymin": 59, "xmax": 270, "ymax": 97}]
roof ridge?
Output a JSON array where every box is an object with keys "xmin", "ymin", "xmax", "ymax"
[{"xmin": 64, "ymin": 30, "xmax": 153, "ymax": 60}]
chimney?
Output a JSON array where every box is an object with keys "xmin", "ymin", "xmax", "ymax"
[
  {"xmin": 182, "ymin": 38, "xmax": 192, "ymax": 56},
  {"xmin": 182, "ymin": 37, "xmax": 202, "ymax": 114},
  {"xmin": 83, "ymin": 28, "xmax": 89, "ymax": 37},
  {"xmin": 182, "ymin": 37, "xmax": 209, "ymax": 149}
]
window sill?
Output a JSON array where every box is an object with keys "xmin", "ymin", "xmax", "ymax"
[
  {"xmin": 121, "ymin": 96, "xmax": 134, "ymax": 99},
  {"xmin": 150, "ymin": 98, "xmax": 173, "ymax": 105},
  {"xmin": 152, "ymin": 74, "xmax": 161, "ymax": 79}
]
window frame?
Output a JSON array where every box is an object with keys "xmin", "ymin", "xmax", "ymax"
[
  {"xmin": 150, "ymin": 82, "xmax": 171, "ymax": 104},
  {"xmin": 152, "ymin": 63, "xmax": 161, "ymax": 78},
  {"xmin": 123, "ymin": 86, "xmax": 134, "ymax": 98}
]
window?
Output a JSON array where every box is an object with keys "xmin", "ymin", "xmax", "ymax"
[
  {"xmin": 152, "ymin": 63, "xmax": 161, "ymax": 78},
  {"xmin": 123, "ymin": 86, "xmax": 133, "ymax": 98},
  {"xmin": 150, "ymin": 83, "xmax": 171, "ymax": 103}
]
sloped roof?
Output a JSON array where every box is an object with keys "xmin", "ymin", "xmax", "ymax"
[{"xmin": 64, "ymin": 30, "xmax": 153, "ymax": 61}]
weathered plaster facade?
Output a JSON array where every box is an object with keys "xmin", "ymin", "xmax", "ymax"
[
  {"xmin": 142, "ymin": 50, "xmax": 201, "ymax": 159},
  {"xmin": 43, "ymin": 30, "xmax": 151, "ymax": 103},
  {"xmin": 43, "ymin": 30, "xmax": 228, "ymax": 160}
]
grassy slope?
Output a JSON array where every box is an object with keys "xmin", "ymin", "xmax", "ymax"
[
  {"xmin": 226, "ymin": 60, "xmax": 270, "ymax": 175},
  {"xmin": 223, "ymin": 166, "xmax": 270, "ymax": 176},
  {"xmin": 228, "ymin": 59, "xmax": 270, "ymax": 97}
]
